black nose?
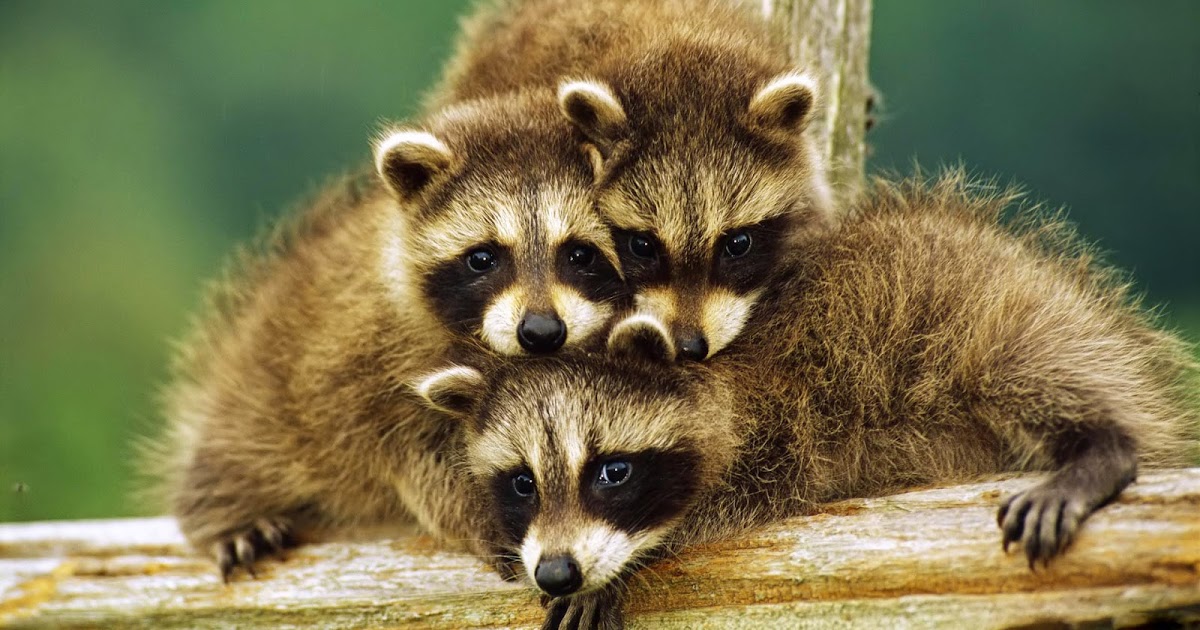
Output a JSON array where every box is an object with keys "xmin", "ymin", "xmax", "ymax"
[
  {"xmin": 677, "ymin": 333, "xmax": 709, "ymax": 361},
  {"xmin": 535, "ymin": 554, "xmax": 583, "ymax": 596},
  {"xmin": 518, "ymin": 313, "xmax": 566, "ymax": 353}
]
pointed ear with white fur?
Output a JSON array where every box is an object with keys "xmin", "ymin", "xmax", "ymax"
[
  {"xmin": 557, "ymin": 79, "xmax": 629, "ymax": 157},
  {"xmin": 607, "ymin": 314, "xmax": 676, "ymax": 363},
  {"xmin": 413, "ymin": 366, "xmax": 484, "ymax": 416},
  {"xmin": 373, "ymin": 129, "xmax": 454, "ymax": 200},
  {"xmin": 747, "ymin": 72, "xmax": 818, "ymax": 133}
]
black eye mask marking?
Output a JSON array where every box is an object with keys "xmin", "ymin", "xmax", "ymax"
[
  {"xmin": 555, "ymin": 240, "xmax": 627, "ymax": 305},
  {"xmin": 423, "ymin": 242, "xmax": 517, "ymax": 335},
  {"xmin": 611, "ymin": 229, "xmax": 670, "ymax": 288},
  {"xmin": 579, "ymin": 448, "xmax": 700, "ymax": 534},
  {"xmin": 491, "ymin": 466, "xmax": 539, "ymax": 547},
  {"xmin": 713, "ymin": 215, "xmax": 790, "ymax": 294}
]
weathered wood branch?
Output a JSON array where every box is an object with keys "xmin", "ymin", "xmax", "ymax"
[
  {"xmin": 3, "ymin": 470, "xmax": 1198, "ymax": 628},
  {"xmin": 765, "ymin": 0, "xmax": 874, "ymax": 205}
]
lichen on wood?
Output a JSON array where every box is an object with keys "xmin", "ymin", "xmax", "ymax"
[
  {"xmin": 762, "ymin": 0, "xmax": 874, "ymax": 205},
  {"xmin": 3, "ymin": 470, "xmax": 1198, "ymax": 628}
]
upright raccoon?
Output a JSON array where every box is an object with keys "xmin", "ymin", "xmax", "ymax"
[
  {"xmin": 433, "ymin": 0, "xmax": 834, "ymax": 360},
  {"xmin": 151, "ymin": 90, "xmax": 625, "ymax": 579},
  {"xmin": 373, "ymin": 92, "xmax": 627, "ymax": 355},
  {"xmin": 417, "ymin": 173, "xmax": 1199, "ymax": 629}
]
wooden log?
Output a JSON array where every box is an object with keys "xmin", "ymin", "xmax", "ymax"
[
  {"xmin": 3, "ymin": 469, "xmax": 1198, "ymax": 628},
  {"xmin": 763, "ymin": 0, "xmax": 874, "ymax": 205}
]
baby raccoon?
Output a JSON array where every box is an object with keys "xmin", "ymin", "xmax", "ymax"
[
  {"xmin": 151, "ymin": 89, "xmax": 627, "ymax": 579},
  {"xmin": 433, "ymin": 0, "xmax": 834, "ymax": 360},
  {"xmin": 416, "ymin": 173, "xmax": 1198, "ymax": 629},
  {"xmin": 374, "ymin": 91, "xmax": 627, "ymax": 355}
]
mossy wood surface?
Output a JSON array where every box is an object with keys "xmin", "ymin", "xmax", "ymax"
[
  {"xmin": 2, "ymin": 470, "xmax": 1198, "ymax": 628},
  {"xmin": 765, "ymin": 0, "xmax": 873, "ymax": 205}
]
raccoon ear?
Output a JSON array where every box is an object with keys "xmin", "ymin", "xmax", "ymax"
[
  {"xmin": 557, "ymin": 79, "xmax": 629, "ymax": 156},
  {"xmin": 607, "ymin": 314, "xmax": 677, "ymax": 363},
  {"xmin": 374, "ymin": 129, "xmax": 454, "ymax": 200},
  {"xmin": 748, "ymin": 72, "xmax": 818, "ymax": 133},
  {"xmin": 414, "ymin": 366, "xmax": 484, "ymax": 416}
]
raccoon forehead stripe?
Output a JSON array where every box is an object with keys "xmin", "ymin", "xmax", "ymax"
[
  {"xmin": 469, "ymin": 430, "xmax": 523, "ymax": 476},
  {"xmin": 538, "ymin": 184, "xmax": 615, "ymax": 253},
  {"xmin": 595, "ymin": 189, "xmax": 655, "ymax": 232},
  {"xmin": 693, "ymin": 168, "xmax": 797, "ymax": 244},
  {"xmin": 481, "ymin": 287, "xmax": 526, "ymax": 356},
  {"xmin": 541, "ymin": 195, "xmax": 570, "ymax": 248},
  {"xmin": 491, "ymin": 203, "xmax": 524, "ymax": 246},
  {"xmin": 591, "ymin": 399, "xmax": 691, "ymax": 456},
  {"xmin": 416, "ymin": 213, "xmax": 492, "ymax": 267}
]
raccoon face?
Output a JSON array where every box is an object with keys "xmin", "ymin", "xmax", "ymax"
[
  {"xmin": 415, "ymin": 321, "xmax": 736, "ymax": 597},
  {"xmin": 373, "ymin": 96, "xmax": 629, "ymax": 355},
  {"xmin": 556, "ymin": 71, "xmax": 832, "ymax": 361}
]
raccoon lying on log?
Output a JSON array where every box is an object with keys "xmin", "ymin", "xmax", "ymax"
[
  {"xmin": 148, "ymin": 89, "xmax": 631, "ymax": 581},
  {"xmin": 416, "ymin": 172, "xmax": 1199, "ymax": 629}
]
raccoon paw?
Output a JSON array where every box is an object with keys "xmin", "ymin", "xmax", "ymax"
[
  {"xmin": 997, "ymin": 483, "xmax": 1091, "ymax": 569},
  {"xmin": 213, "ymin": 517, "xmax": 295, "ymax": 583},
  {"xmin": 541, "ymin": 590, "xmax": 624, "ymax": 630}
]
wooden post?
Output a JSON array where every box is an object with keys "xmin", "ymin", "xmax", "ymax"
[
  {"xmin": 763, "ymin": 0, "xmax": 873, "ymax": 205},
  {"xmin": 3, "ymin": 471, "xmax": 1199, "ymax": 628}
]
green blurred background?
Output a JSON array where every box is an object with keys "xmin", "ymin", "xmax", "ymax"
[{"xmin": 1, "ymin": 1, "xmax": 1197, "ymax": 522}]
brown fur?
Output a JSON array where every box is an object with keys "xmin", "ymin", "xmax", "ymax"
[
  {"xmin": 419, "ymin": 172, "xmax": 1199, "ymax": 627},
  {"xmin": 146, "ymin": 90, "xmax": 612, "ymax": 579},
  {"xmin": 432, "ymin": 0, "xmax": 834, "ymax": 359}
]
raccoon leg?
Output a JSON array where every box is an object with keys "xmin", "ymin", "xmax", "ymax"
[
  {"xmin": 997, "ymin": 424, "xmax": 1137, "ymax": 568},
  {"xmin": 542, "ymin": 588, "xmax": 625, "ymax": 630},
  {"xmin": 173, "ymin": 448, "xmax": 321, "ymax": 582}
]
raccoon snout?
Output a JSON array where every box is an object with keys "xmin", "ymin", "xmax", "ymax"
[
  {"xmin": 534, "ymin": 554, "xmax": 583, "ymax": 596},
  {"xmin": 518, "ymin": 312, "xmax": 567, "ymax": 353},
  {"xmin": 677, "ymin": 332, "xmax": 709, "ymax": 361}
]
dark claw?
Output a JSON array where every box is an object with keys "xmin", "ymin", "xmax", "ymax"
[
  {"xmin": 213, "ymin": 518, "xmax": 295, "ymax": 583},
  {"xmin": 1023, "ymin": 503, "xmax": 1042, "ymax": 568},
  {"xmin": 998, "ymin": 483, "xmax": 1098, "ymax": 570},
  {"xmin": 1000, "ymin": 494, "xmax": 1031, "ymax": 553},
  {"xmin": 216, "ymin": 542, "xmax": 235, "ymax": 584},
  {"xmin": 259, "ymin": 519, "xmax": 286, "ymax": 551},
  {"xmin": 235, "ymin": 535, "xmax": 257, "ymax": 567},
  {"xmin": 1036, "ymin": 499, "xmax": 1064, "ymax": 565},
  {"xmin": 541, "ymin": 590, "xmax": 624, "ymax": 630},
  {"xmin": 543, "ymin": 598, "xmax": 569, "ymax": 630}
]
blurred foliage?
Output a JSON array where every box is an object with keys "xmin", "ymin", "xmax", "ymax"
[{"xmin": 1, "ymin": 1, "xmax": 1196, "ymax": 522}]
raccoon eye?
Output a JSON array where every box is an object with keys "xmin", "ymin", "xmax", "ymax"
[
  {"xmin": 628, "ymin": 234, "xmax": 656, "ymax": 259},
  {"xmin": 465, "ymin": 248, "xmax": 498, "ymax": 273},
  {"xmin": 567, "ymin": 245, "xmax": 596, "ymax": 267},
  {"xmin": 722, "ymin": 231, "xmax": 752, "ymax": 258},
  {"xmin": 512, "ymin": 472, "xmax": 536, "ymax": 497},
  {"xmin": 596, "ymin": 460, "xmax": 631, "ymax": 487}
]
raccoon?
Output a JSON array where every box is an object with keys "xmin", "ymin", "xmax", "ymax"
[
  {"xmin": 415, "ymin": 173, "xmax": 1199, "ymax": 628},
  {"xmin": 374, "ymin": 90, "xmax": 627, "ymax": 355},
  {"xmin": 432, "ymin": 0, "xmax": 835, "ymax": 360},
  {"xmin": 150, "ymin": 89, "xmax": 626, "ymax": 580}
]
